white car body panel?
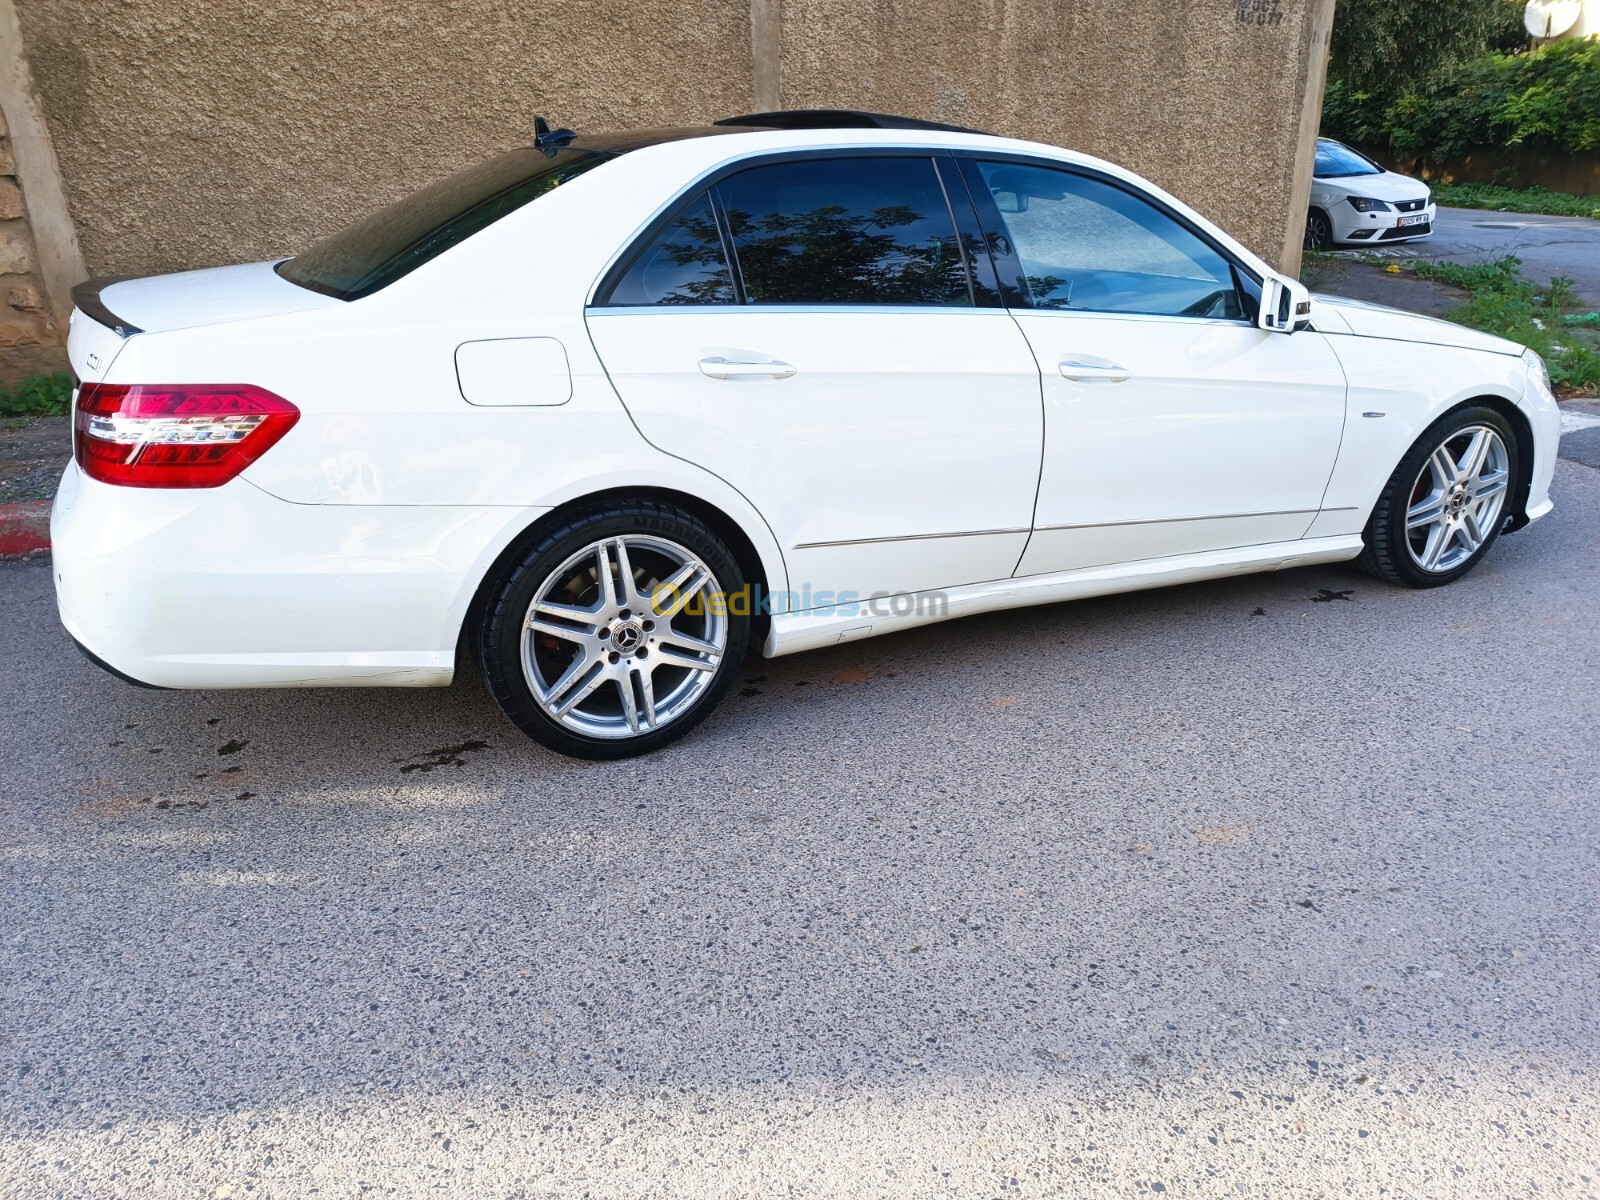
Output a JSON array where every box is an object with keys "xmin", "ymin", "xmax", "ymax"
[
  {"xmin": 1006, "ymin": 310, "xmax": 1347, "ymax": 575},
  {"xmin": 765, "ymin": 535, "xmax": 1368, "ymax": 657},
  {"xmin": 66, "ymin": 309, "xmax": 129, "ymax": 383},
  {"xmin": 587, "ymin": 307, "xmax": 1043, "ymax": 600},
  {"xmin": 1306, "ymin": 300, "xmax": 1558, "ymax": 539},
  {"xmin": 99, "ymin": 260, "xmax": 343, "ymax": 332},
  {"xmin": 51, "ymin": 463, "xmax": 546, "ymax": 688},
  {"xmin": 49, "ymin": 125, "xmax": 1557, "ymax": 692},
  {"xmin": 455, "ymin": 337, "xmax": 573, "ymax": 407}
]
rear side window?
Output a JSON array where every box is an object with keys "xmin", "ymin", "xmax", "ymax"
[
  {"xmin": 598, "ymin": 155, "xmax": 973, "ymax": 307},
  {"xmin": 604, "ymin": 193, "xmax": 735, "ymax": 305},
  {"xmin": 279, "ymin": 147, "xmax": 606, "ymax": 300},
  {"xmin": 975, "ymin": 161, "xmax": 1243, "ymax": 320},
  {"xmin": 719, "ymin": 157, "xmax": 970, "ymax": 306}
]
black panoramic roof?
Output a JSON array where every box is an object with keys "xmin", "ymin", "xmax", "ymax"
[{"xmin": 715, "ymin": 109, "xmax": 989, "ymax": 135}]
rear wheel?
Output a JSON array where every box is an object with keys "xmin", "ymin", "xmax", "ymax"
[
  {"xmin": 1359, "ymin": 405, "xmax": 1517, "ymax": 588},
  {"xmin": 479, "ymin": 501, "xmax": 749, "ymax": 759}
]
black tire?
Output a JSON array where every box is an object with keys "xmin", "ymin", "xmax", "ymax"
[
  {"xmin": 1305, "ymin": 208, "xmax": 1335, "ymax": 251},
  {"xmin": 1359, "ymin": 404, "xmax": 1518, "ymax": 588},
  {"xmin": 478, "ymin": 499, "xmax": 750, "ymax": 759}
]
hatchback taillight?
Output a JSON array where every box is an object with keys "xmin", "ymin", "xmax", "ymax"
[{"xmin": 74, "ymin": 383, "xmax": 299, "ymax": 488}]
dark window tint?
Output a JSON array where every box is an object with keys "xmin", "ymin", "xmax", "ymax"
[
  {"xmin": 278, "ymin": 148, "xmax": 606, "ymax": 300},
  {"xmin": 1313, "ymin": 141, "xmax": 1382, "ymax": 179},
  {"xmin": 605, "ymin": 192, "xmax": 735, "ymax": 305},
  {"xmin": 976, "ymin": 162, "xmax": 1243, "ymax": 319},
  {"xmin": 717, "ymin": 157, "xmax": 970, "ymax": 306}
]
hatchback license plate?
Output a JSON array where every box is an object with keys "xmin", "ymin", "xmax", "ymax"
[{"xmin": 1398, "ymin": 213, "xmax": 1429, "ymax": 227}]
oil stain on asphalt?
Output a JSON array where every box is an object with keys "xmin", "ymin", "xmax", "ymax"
[{"xmin": 399, "ymin": 740, "xmax": 491, "ymax": 774}]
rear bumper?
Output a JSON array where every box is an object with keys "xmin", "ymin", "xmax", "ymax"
[{"xmin": 51, "ymin": 464, "xmax": 547, "ymax": 689}]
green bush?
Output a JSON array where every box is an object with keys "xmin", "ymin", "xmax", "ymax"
[
  {"xmin": 1324, "ymin": 39, "xmax": 1600, "ymax": 163},
  {"xmin": 0, "ymin": 371, "xmax": 73, "ymax": 418},
  {"xmin": 1430, "ymin": 182, "xmax": 1600, "ymax": 218}
]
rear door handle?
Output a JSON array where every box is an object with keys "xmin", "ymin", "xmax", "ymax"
[
  {"xmin": 698, "ymin": 356, "xmax": 797, "ymax": 381},
  {"xmin": 1059, "ymin": 358, "xmax": 1132, "ymax": 384}
]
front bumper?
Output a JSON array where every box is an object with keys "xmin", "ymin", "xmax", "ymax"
[
  {"xmin": 51, "ymin": 464, "xmax": 547, "ymax": 689},
  {"xmin": 1515, "ymin": 356, "xmax": 1562, "ymax": 531},
  {"xmin": 1331, "ymin": 201, "xmax": 1438, "ymax": 245}
]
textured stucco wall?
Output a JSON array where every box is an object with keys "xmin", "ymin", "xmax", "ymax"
[
  {"xmin": 781, "ymin": 0, "xmax": 1330, "ymax": 267},
  {"xmin": 14, "ymin": 0, "xmax": 756, "ymax": 277},
  {"xmin": 13, "ymin": 0, "xmax": 1327, "ymax": 287}
]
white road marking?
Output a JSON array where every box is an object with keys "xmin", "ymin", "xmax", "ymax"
[{"xmin": 1561, "ymin": 409, "xmax": 1600, "ymax": 434}]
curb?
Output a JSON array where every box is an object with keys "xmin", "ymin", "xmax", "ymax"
[{"xmin": 0, "ymin": 500, "xmax": 51, "ymax": 560}]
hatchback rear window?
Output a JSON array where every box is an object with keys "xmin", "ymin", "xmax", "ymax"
[{"xmin": 277, "ymin": 147, "xmax": 607, "ymax": 300}]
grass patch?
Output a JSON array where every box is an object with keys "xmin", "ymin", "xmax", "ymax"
[
  {"xmin": 1431, "ymin": 182, "xmax": 1600, "ymax": 220},
  {"xmin": 0, "ymin": 371, "xmax": 73, "ymax": 418},
  {"xmin": 1413, "ymin": 256, "xmax": 1600, "ymax": 393}
]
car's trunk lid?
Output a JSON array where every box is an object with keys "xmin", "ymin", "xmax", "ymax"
[{"xmin": 72, "ymin": 260, "xmax": 344, "ymax": 345}]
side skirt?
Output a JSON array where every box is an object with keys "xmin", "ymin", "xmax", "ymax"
[{"xmin": 763, "ymin": 535, "xmax": 1366, "ymax": 658}]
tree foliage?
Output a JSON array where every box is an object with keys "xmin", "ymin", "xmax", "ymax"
[
  {"xmin": 1329, "ymin": 0, "xmax": 1525, "ymax": 91},
  {"xmin": 1324, "ymin": 38, "xmax": 1600, "ymax": 159}
]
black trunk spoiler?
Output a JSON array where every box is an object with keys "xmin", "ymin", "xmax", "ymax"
[{"xmin": 70, "ymin": 277, "xmax": 143, "ymax": 338}]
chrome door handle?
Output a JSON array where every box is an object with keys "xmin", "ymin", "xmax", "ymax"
[
  {"xmin": 698, "ymin": 356, "xmax": 797, "ymax": 381},
  {"xmin": 1059, "ymin": 359, "xmax": 1132, "ymax": 383}
]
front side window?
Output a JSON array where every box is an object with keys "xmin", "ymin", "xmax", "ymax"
[
  {"xmin": 716, "ymin": 157, "xmax": 971, "ymax": 306},
  {"xmin": 975, "ymin": 161, "xmax": 1243, "ymax": 320}
]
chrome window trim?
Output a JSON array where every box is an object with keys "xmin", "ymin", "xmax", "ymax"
[
  {"xmin": 1007, "ymin": 308, "xmax": 1256, "ymax": 330},
  {"xmin": 587, "ymin": 304, "xmax": 1003, "ymax": 317}
]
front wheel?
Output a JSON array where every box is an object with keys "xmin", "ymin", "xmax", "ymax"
[
  {"xmin": 1305, "ymin": 208, "xmax": 1335, "ymax": 251},
  {"xmin": 1359, "ymin": 405, "xmax": 1518, "ymax": 588},
  {"xmin": 478, "ymin": 501, "xmax": 749, "ymax": 759}
]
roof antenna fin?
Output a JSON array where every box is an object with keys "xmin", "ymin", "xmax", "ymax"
[{"xmin": 533, "ymin": 115, "xmax": 579, "ymax": 156}]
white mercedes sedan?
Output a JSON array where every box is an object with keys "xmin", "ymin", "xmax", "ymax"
[{"xmin": 53, "ymin": 110, "xmax": 1559, "ymax": 758}]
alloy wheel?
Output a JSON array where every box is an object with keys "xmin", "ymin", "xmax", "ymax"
[
  {"xmin": 1305, "ymin": 211, "xmax": 1333, "ymax": 251},
  {"xmin": 1404, "ymin": 425, "xmax": 1510, "ymax": 573},
  {"xmin": 521, "ymin": 535, "xmax": 728, "ymax": 740}
]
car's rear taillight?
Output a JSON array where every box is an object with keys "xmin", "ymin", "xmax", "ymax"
[{"xmin": 74, "ymin": 383, "xmax": 299, "ymax": 488}]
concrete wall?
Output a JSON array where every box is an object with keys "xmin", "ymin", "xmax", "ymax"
[
  {"xmin": 2, "ymin": 0, "xmax": 1334, "ymax": 378},
  {"xmin": 780, "ymin": 0, "xmax": 1334, "ymax": 270},
  {"xmin": 13, "ymin": 0, "xmax": 757, "ymax": 279}
]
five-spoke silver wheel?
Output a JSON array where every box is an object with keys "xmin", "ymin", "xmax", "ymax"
[
  {"xmin": 1405, "ymin": 424, "xmax": 1510, "ymax": 574},
  {"xmin": 521, "ymin": 535, "xmax": 728, "ymax": 740}
]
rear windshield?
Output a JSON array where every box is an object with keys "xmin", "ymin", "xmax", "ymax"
[
  {"xmin": 1313, "ymin": 141, "xmax": 1382, "ymax": 179},
  {"xmin": 277, "ymin": 147, "xmax": 607, "ymax": 299}
]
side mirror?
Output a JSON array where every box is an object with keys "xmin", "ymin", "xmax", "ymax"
[{"xmin": 1259, "ymin": 274, "xmax": 1312, "ymax": 333}]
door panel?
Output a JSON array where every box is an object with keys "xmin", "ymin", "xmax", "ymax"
[
  {"xmin": 1012, "ymin": 312, "xmax": 1348, "ymax": 576},
  {"xmin": 955, "ymin": 155, "xmax": 1348, "ymax": 577},
  {"xmin": 587, "ymin": 309, "xmax": 1043, "ymax": 604}
]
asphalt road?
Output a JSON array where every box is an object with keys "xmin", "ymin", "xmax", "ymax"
[
  {"xmin": 1413, "ymin": 207, "xmax": 1600, "ymax": 309},
  {"xmin": 3, "ymin": 452, "xmax": 1598, "ymax": 1198}
]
